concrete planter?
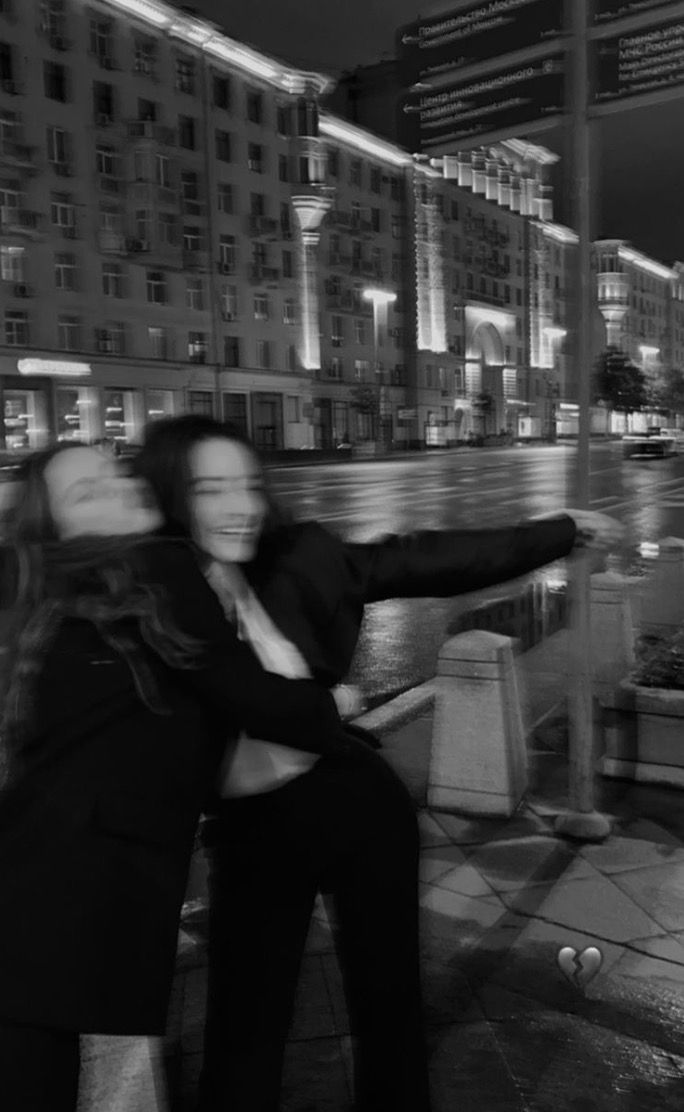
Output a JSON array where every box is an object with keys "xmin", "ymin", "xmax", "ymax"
[{"xmin": 600, "ymin": 679, "xmax": 684, "ymax": 787}]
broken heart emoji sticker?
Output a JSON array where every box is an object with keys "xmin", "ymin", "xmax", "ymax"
[{"xmin": 557, "ymin": 946, "xmax": 603, "ymax": 991}]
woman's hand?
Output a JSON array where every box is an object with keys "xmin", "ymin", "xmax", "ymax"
[{"xmin": 332, "ymin": 684, "xmax": 366, "ymax": 720}]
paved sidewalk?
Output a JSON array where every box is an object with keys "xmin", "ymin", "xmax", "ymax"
[{"xmin": 170, "ymin": 640, "xmax": 684, "ymax": 1111}]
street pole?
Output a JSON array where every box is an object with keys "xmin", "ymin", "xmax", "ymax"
[{"xmin": 554, "ymin": 0, "xmax": 611, "ymax": 841}]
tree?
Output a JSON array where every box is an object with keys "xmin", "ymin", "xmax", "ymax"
[
  {"xmin": 593, "ymin": 347, "xmax": 649, "ymax": 415},
  {"xmin": 649, "ymin": 367, "xmax": 684, "ymax": 417},
  {"xmin": 349, "ymin": 383, "xmax": 380, "ymax": 439}
]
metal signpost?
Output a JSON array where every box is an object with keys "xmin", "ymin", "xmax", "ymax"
[{"xmin": 396, "ymin": 0, "xmax": 684, "ymax": 840}]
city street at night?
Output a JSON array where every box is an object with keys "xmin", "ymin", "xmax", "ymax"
[{"xmin": 266, "ymin": 441, "xmax": 684, "ymax": 702}]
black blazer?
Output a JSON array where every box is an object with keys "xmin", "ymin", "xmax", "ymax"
[
  {"xmin": 245, "ymin": 514, "xmax": 578, "ymax": 685},
  {"xmin": 0, "ymin": 539, "xmax": 345, "ymax": 1035}
]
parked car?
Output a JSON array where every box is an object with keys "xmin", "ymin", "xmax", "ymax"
[{"xmin": 622, "ymin": 426, "xmax": 679, "ymax": 459}]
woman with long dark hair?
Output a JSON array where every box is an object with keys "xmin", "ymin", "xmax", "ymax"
[
  {"xmin": 0, "ymin": 442, "xmax": 350, "ymax": 1112},
  {"xmin": 135, "ymin": 415, "xmax": 622, "ymax": 1112}
]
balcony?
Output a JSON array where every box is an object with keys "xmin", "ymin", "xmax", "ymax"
[
  {"xmin": 97, "ymin": 173, "xmax": 123, "ymax": 195},
  {"xmin": 216, "ymin": 260, "xmax": 235, "ymax": 275},
  {"xmin": 247, "ymin": 215, "xmax": 279, "ymax": 238},
  {"xmin": 0, "ymin": 140, "xmax": 38, "ymax": 172},
  {"xmin": 249, "ymin": 264, "xmax": 279, "ymax": 284},
  {"xmin": 125, "ymin": 237, "xmax": 151, "ymax": 254},
  {"xmin": 94, "ymin": 113, "xmax": 115, "ymax": 129},
  {"xmin": 0, "ymin": 207, "xmax": 42, "ymax": 238},
  {"xmin": 127, "ymin": 120, "xmax": 176, "ymax": 146},
  {"xmin": 181, "ymin": 198, "xmax": 205, "ymax": 217},
  {"xmin": 98, "ymin": 230, "xmax": 126, "ymax": 254},
  {"xmin": 182, "ymin": 248, "xmax": 206, "ymax": 269}
]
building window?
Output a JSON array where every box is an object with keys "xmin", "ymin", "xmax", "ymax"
[
  {"xmin": 96, "ymin": 323, "xmax": 124, "ymax": 354},
  {"xmin": 93, "ymin": 81, "xmax": 114, "ymax": 122},
  {"xmin": 371, "ymin": 208, "xmax": 381, "ymax": 233},
  {"xmin": 354, "ymin": 319, "xmax": 366, "ymax": 345},
  {"xmin": 57, "ymin": 314, "xmax": 80, "ymax": 350},
  {"xmin": 246, "ymin": 90, "xmax": 262, "ymax": 124},
  {"xmin": 175, "ymin": 54, "xmax": 196, "ymax": 95},
  {"xmin": 148, "ymin": 325, "xmax": 169, "ymax": 359},
  {"xmin": 181, "ymin": 170, "xmax": 200, "ymax": 211},
  {"xmin": 219, "ymin": 234, "xmax": 235, "ymax": 272},
  {"xmin": 155, "ymin": 153, "xmax": 170, "ymax": 187},
  {"xmin": 186, "ymin": 277, "xmax": 204, "ymax": 310},
  {"xmin": 283, "ymin": 298, "xmax": 296, "ymax": 325},
  {"xmin": 47, "ymin": 125, "xmax": 70, "ymax": 170},
  {"xmin": 44, "ymin": 61, "xmax": 67, "ymax": 101},
  {"xmin": 188, "ymin": 332, "xmax": 207, "ymax": 363},
  {"xmin": 213, "ymin": 75, "xmax": 230, "ymax": 110},
  {"xmin": 224, "ymin": 335, "xmax": 240, "ymax": 366},
  {"xmin": 328, "ymin": 150, "xmax": 339, "ymax": 178},
  {"xmin": 89, "ymin": 18, "xmax": 113, "ymax": 64},
  {"xmin": 354, "ymin": 359, "xmax": 369, "ymax": 381},
  {"xmin": 183, "ymin": 225, "xmax": 202, "ymax": 253},
  {"xmin": 329, "ymin": 357, "xmax": 343, "ymax": 380},
  {"xmin": 134, "ymin": 208, "xmax": 151, "ymax": 240},
  {"xmin": 250, "ymin": 191, "xmax": 265, "ymax": 217},
  {"xmin": 217, "ymin": 182, "xmax": 233, "ymax": 213},
  {"xmin": 255, "ymin": 339, "xmax": 271, "ymax": 369},
  {"xmin": 215, "ymin": 129, "xmax": 231, "ymax": 161},
  {"xmin": 286, "ymin": 345, "xmax": 297, "ymax": 371},
  {"xmin": 0, "ymin": 244, "xmax": 23, "ymax": 281},
  {"xmin": 331, "ymin": 315, "xmax": 343, "ymax": 346},
  {"xmin": 253, "ymin": 294, "xmax": 269, "ymax": 321},
  {"xmin": 188, "ymin": 390, "xmax": 213, "ymax": 415},
  {"xmin": 370, "ymin": 167, "xmax": 381, "ymax": 193},
  {"xmin": 221, "ymin": 284, "xmax": 238, "ymax": 320},
  {"xmin": 276, "ymin": 105, "xmax": 290, "ymax": 135},
  {"xmin": 282, "ymin": 250, "xmax": 293, "ymax": 278},
  {"xmin": 95, "ymin": 143, "xmax": 116, "ymax": 177},
  {"xmin": 54, "ymin": 252, "xmax": 76, "ymax": 290},
  {"xmin": 146, "ymin": 270, "xmax": 167, "ymax": 304},
  {"xmin": 278, "ymin": 154, "xmax": 289, "ymax": 182},
  {"xmin": 285, "ymin": 396, "xmax": 300, "ymax": 422},
  {"xmin": 350, "ymin": 159, "xmax": 362, "ymax": 187},
  {"xmin": 102, "ymin": 262, "xmax": 123, "ymax": 298},
  {"xmin": 158, "ymin": 213, "xmax": 176, "ymax": 246},
  {"xmin": 178, "ymin": 115, "xmax": 196, "ymax": 150},
  {"xmin": 146, "ymin": 389, "xmax": 174, "ymax": 422},
  {"xmin": 5, "ymin": 309, "xmax": 27, "ymax": 345},
  {"xmin": 134, "ymin": 35, "xmax": 156, "ymax": 77},
  {"xmin": 222, "ymin": 392, "xmax": 247, "ymax": 434},
  {"xmin": 280, "ymin": 202, "xmax": 292, "ymax": 239},
  {"xmin": 248, "ymin": 143, "xmax": 263, "ymax": 173}
]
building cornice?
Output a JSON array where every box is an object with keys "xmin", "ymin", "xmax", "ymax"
[
  {"xmin": 99, "ymin": 0, "xmax": 333, "ymax": 94},
  {"xmin": 318, "ymin": 114, "xmax": 413, "ymax": 167}
]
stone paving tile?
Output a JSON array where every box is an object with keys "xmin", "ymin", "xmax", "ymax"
[
  {"xmin": 613, "ymin": 816, "xmax": 684, "ymax": 847},
  {"xmin": 468, "ymin": 987, "xmax": 684, "ymax": 1112},
  {"xmin": 179, "ymin": 966, "xmax": 207, "ymax": 1054},
  {"xmin": 289, "ymin": 955, "xmax": 337, "ymax": 1041},
  {"xmin": 419, "ymin": 844, "xmax": 468, "ymax": 884},
  {"xmin": 427, "ymin": 1022, "xmax": 529, "ymax": 1112},
  {"xmin": 610, "ymin": 861, "xmax": 684, "ymax": 934},
  {"xmin": 418, "ymin": 809, "xmax": 453, "ymax": 847},
  {"xmin": 610, "ymin": 947, "xmax": 684, "ymax": 986},
  {"xmin": 432, "ymin": 860, "xmax": 498, "ymax": 899},
  {"xmin": 580, "ymin": 835, "xmax": 684, "ymax": 875},
  {"xmin": 280, "ymin": 1037, "xmax": 352, "ymax": 1112},
  {"xmin": 470, "ymin": 919, "xmax": 625, "ymax": 1009},
  {"xmin": 465, "ymin": 835, "xmax": 598, "ymax": 893},
  {"xmin": 431, "ymin": 806, "xmax": 554, "ymax": 848},
  {"xmin": 627, "ymin": 934, "xmax": 684, "ymax": 964},
  {"xmin": 497, "ymin": 874, "xmax": 665, "ymax": 943}
]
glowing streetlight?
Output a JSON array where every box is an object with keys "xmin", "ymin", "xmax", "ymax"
[{"xmin": 362, "ymin": 289, "xmax": 397, "ymax": 448}]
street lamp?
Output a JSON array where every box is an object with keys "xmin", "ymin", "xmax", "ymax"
[{"xmin": 362, "ymin": 287, "xmax": 397, "ymax": 447}]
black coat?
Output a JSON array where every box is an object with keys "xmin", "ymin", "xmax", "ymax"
[
  {"xmin": 245, "ymin": 514, "xmax": 578, "ymax": 684},
  {"xmin": 0, "ymin": 539, "xmax": 345, "ymax": 1035}
]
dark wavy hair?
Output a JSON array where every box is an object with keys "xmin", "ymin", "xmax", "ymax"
[
  {"xmin": 134, "ymin": 415, "xmax": 292, "ymax": 556},
  {"xmin": 0, "ymin": 443, "xmax": 203, "ymax": 790}
]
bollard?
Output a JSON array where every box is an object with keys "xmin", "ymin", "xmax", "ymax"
[
  {"xmin": 590, "ymin": 571, "xmax": 635, "ymax": 704},
  {"xmin": 639, "ymin": 537, "xmax": 684, "ymax": 636},
  {"xmin": 427, "ymin": 630, "xmax": 527, "ymax": 817}
]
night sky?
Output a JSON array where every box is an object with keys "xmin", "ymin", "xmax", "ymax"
[{"xmin": 191, "ymin": 0, "xmax": 684, "ymax": 264}]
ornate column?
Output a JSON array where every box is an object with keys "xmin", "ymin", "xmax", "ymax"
[{"xmin": 291, "ymin": 195, "xmax": 331, "ymax": 371}]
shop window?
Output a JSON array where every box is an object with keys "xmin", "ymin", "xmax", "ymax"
[
  {"xmin": 56, "ymin": 386, "xmax": 99, "ymax": 443},
  {"xmin": 103, "ymin": 388, "xmax": 138, "ymax": 444},
  {"xmin": 146, "ymin": 389, "xmax": 174, "ymax": 423},
  {"xmin": 188, "ymin": 390, "xmax": 213, "ymax": 416}
]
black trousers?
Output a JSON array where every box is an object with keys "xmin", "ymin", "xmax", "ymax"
[
  {"xmin": 0, "ymin": 1022, "xmax": 80, "ymax": 1111},
  {"xmin": 197, "ymin": 741, "xmax": 431, "ymax": 1112}
]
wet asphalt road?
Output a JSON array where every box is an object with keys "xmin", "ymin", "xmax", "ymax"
[{"xmin": 267, "ymin": 442, "xmax": 684, "ymax": 703}]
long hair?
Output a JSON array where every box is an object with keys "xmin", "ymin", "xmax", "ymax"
[
  {"xmin": 134, "ymin": 415, "xmax": 293, "ymax": 550},
  {"xmin": 0, "ymin": 443, "xmax": 203, "ymax": 790}
]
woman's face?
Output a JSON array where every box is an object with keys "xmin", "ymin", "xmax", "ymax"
[
  {"xmin": 44, "ymin": 447, "xmax": 161, "ymax": 540},
  {"xmin": 188, "ymin": 438, "xmax": 267, "ymax": 564}
]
